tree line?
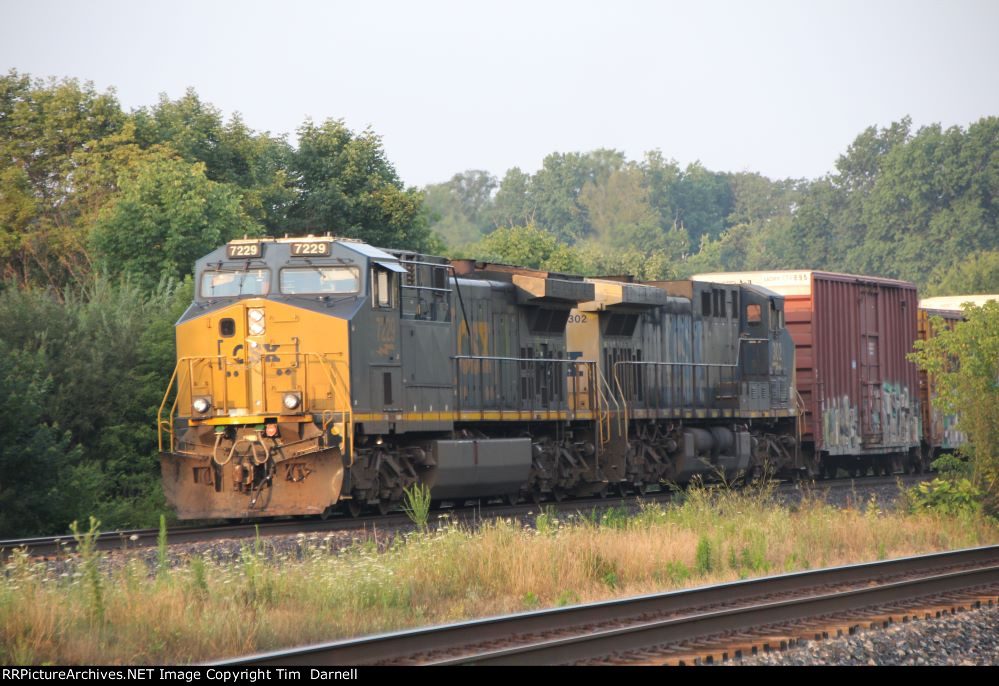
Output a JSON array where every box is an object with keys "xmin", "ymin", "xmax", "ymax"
[
  {"xmin": 0, "ymin": 69, "xmax": 996, "ymax": 535},
  {"xmin": 425, "ymin": 119, "xmax": 999, "ymax": 291}
]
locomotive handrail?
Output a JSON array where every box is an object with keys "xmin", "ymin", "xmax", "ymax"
[
  {"xmin": 452, "ymin": 354, "xmax": 595, "ymax": 363},
  {"xmin": 593, "ymin": 366, "xmax": 619, "ymax": 447},
  {"xmin": 452, "ymin": 354, "xmax": 598, "ymax": 418},
  {"xmin": 158, "ymin": 355, "xmax": 228, "ymax": 453},
  {"xmin": 609, "ymin": 337, "xmax": 777, "ymax": 439}
]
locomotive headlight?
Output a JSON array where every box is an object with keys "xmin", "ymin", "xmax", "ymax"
[
  {"xmin": 192, "ymin": 396, "xmax": 212, "ymax": 414},
  {"xmin": 283, "ymin": 392, "xmax": 302, "ymax": 411},
  {"xmin": 247, "ymin": 308, "xmax": 265, "ymax": 336}
]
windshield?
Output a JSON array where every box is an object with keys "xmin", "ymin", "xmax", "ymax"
[
  {"xmin": 200, "ymin": 269, "xmax": 270, "ymax": 298},
  {"xmin": 280, "ymin": 266, "xmax": 360, "ymax": 294}
]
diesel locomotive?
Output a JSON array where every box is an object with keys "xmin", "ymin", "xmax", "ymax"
[{"xmin": 158, "ymin": 235, "xmax": 803, "ymax": 519}]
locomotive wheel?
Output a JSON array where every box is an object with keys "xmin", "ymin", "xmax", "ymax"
[
  {"xmin": 552, "ymin": 488, "xmax": 566, "ymax": 503},
  {"xmin": 343, "ymin": 499, "xmax": 363, "ymax": 518},
  {"xmin": 503, "ymin": 493, "xmax": 520, "ymax": 506},
  {"xmin": 376, "ymin": 499, "xmax": 394, "ymax": 516}
]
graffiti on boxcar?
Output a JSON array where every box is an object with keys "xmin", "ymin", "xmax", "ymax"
[
  {"xmin": 935, "ymin": 410, "xmax": 968, "ymax": 450},
  {"xmin": 821, "ymin": 395, "xmax": 861, "ymax": 452},
  {"xmin": 882, "ymin": 381, "xmax": 921, "ymax": 446}
]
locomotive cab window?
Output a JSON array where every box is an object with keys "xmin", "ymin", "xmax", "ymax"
[
  {"xmin": 200, "ymin": 269, "xmax": 270, "ymax": 298},
  {"xmin": 770, "ymin": 302, "xmax": 784, "ymax": 330},
  {"xmin": 280, "ymin": 266, "xmax": 359, "ymax": 294},
  {"xmin": 747, "ymin": 303, "xmax": 762, "ymax": 325},
  {"xmin": 372, "ymin": 267, "xmax": 395, "ymax": 308}
]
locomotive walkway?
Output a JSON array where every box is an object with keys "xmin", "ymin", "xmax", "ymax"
[{"xmin": 217, "ymin": 545, "xmax": 999, "ymax": 666}]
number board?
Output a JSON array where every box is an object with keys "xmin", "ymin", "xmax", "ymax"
[
  {"xmin": 227, "ymin": 243, "xmax": 261, "ymax": 259},
  {"xmin": 290, "ymin": 242, "xmax": 331, "ymax": 257}
]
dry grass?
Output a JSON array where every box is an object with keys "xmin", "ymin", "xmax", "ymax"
[{"xmin": 2, "ymin": 483, "xmax": 996, "ymax": 665}]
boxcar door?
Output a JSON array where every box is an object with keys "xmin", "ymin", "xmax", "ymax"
[{"xmin": 858, "ymin": 287, "xmax": 883, "ymax": 445}]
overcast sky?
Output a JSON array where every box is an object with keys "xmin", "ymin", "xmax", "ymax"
[{"xmin": 2, "ymin": 0, "xmax": 997, "ymax": 187}]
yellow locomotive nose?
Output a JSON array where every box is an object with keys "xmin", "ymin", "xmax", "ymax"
[{"xmin": 159, "ymin": 295, "xmax": 353, "ymax": 519}]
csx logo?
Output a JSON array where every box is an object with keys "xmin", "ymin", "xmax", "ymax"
[{"xmin": 231, "ymin": 343, "xmax": 280, "ymax": 364}]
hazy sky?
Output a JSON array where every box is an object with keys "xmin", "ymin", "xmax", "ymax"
[{"xmin": 2, "ymin": 0, "xmax": 997, "ymax": 187}]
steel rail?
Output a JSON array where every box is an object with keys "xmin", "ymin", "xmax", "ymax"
[
  {"xmin": 0, "ymin": 473, "xmax": 928, "ymax": 559},
  {"xmin": 215, "ymin": 544, "xmax": 999, "ymax": 666}
]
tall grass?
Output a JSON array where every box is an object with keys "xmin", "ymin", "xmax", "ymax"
[{"xmin": 2, "ymin": 484, "xmax": 996, "ymax": 665}]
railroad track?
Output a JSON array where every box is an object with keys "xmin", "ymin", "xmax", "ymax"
[
  {"xmin": 0, "ymin": 473, "xmax": 928, "ymax": 559},
  {"xmin": 216, "ymin": 545, "xmax": 999, "ymax": 666}
]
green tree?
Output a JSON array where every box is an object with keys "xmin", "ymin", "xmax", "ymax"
[
  {"xmin": 527, "ymin": 149, "xmax": 626, "ymax": 243},
  {"xmin": 910, "ymin": 302, "xmax": 999, "ymax": 514},
  {"xmin": 671, "ymin": 162, "xmax": 735, "ymax": 245},
  {"xmin": 89, "ymin": 153, "xmax": 259, "ymax": 290},
  {"xmin": 0, "ymin": 340, "xmax": 82, "ymax": 536},
  {"xmin": 423, "ymin": 170, "xmax": 497, "ymax": 249},
  {"xmin": 639, "ymin": 150, "xmax": 681, "ymax": 229},
  {"xmin": 0, "ymin": 70, "xmax": 125, "ymax": 286},
  {"xmin": 489, "ymin": 167, "xmax": 533, "ymax": 229},
  {"xmin": 927, "ymin": 251, "xmax": 999, "ymax": 296},
  {"xmin": 576, "ymin": 242, "xmax": 677, "ymax": 280},
  {"xmin": 468, "ymin": 224, "xmax": 582, "ymax": 272},
  {"xmin": 133, "ymin": 91, "xmax": 295, "ymax": 231},
  {"xmin": 288, "ymin": 119, "xmax": 431, "ymax": 250},
  {"xmin": 579, "ymin": 167, "xmax": 662, "ymax": 249}
]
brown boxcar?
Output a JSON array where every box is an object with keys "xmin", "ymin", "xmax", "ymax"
[
  {"xmin": 695, "ymin": 270, "xmax": 922, "ymax": 475},
  {"xmin": 916, "ymin": 302, "xmax": 983, "ymax": 460}
]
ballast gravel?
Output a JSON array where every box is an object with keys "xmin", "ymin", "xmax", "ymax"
[{"xmin": 735, "ymin": 602, "xmax": 999, "ymax": 665}]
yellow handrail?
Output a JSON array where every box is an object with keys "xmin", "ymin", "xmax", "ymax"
[
  {"xmin": 593, "ymin": 365, "xmax": 618, "ymax": 448},
  {"xmin": 158, "ymin": 355, "xmax": 225, "ymax": 452}
]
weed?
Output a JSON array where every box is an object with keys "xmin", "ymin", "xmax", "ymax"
[
  {"xmin": 599, "ymin": 506, "xmax": 630, "ymax": 530},
  {"xmin": 69, "ymin": 516, "xmax": 104, "ymax": 624},
  {"xmin": 556, "ymin": 589, "xmax": 580, "ymax": 607},
  {"xmin": 157, "ymin": 514, "xmax": 168, "ymax": 580},
  {"xmin": 189, "ymin": 555, "xmax": 208, "ymax": 598},
  {"xmin": 535, "ymin": 506, "xmax": 559, "ymax": 535},
  {"xmin": 652, "ymin": 560, "xmax": 690, "ymax": 586},
  {"xmin": 694, "ymin": 535, "xmax": 713, "ymax": 574},
  {"xmin": 402, "ymin": 483, "xmax": 432, "ymax": 532}
]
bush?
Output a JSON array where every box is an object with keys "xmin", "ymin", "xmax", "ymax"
[
  {"xmin": 0, "ymin": 276, "xmax": 190, "ymax": 535},
  {"xmin": 908, "ymin": 478, "xmax": 982, "ymax": 516}
]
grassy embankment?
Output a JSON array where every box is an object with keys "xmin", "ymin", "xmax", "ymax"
[{"xmin": 2, "ymin": 483, "xmax": 996, "ymax": 665}]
